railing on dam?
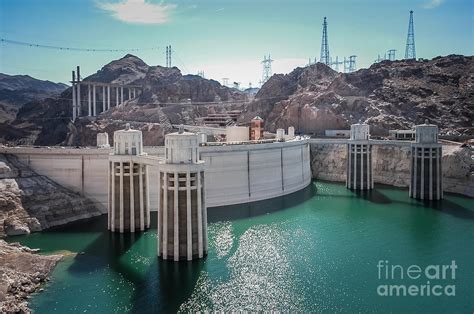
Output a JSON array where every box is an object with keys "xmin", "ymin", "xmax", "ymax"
[{"xmin": 308, "ymin": 138, "xmax": 412, "ymax": 146}]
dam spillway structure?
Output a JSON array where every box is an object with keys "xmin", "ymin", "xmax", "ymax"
[
  {"xmin": 108, "ymin": 124, "xmax": 150, "ymax": 233},
  {"xmin": 409, "ymin": 120, "xmax": 443, "ymax": 200},
  {"xmin": 157, "ymin": 128, "xmax": 208, "ymax": 261},
  {"xmin": 346, "ymin": 122, "xmax": 373, "ymax": 190}
]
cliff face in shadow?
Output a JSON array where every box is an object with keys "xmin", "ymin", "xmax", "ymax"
[
  {"xmin": 242, "ymin": 55, "xmax": 473, "ymax": 137},
  {"xmin": 0, "ymin": 73, "xmax": 67, "ymax": 123}
]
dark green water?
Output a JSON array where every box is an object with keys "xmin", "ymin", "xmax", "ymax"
[{"xmin": 8, "ymin": 181, "xmax": 474, "ymax": 313}]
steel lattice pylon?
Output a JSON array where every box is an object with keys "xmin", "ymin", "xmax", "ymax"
[
  {"xmin": 405, "ymin": 11, "xmax": 416, "ymax": 60},
  {"xmin": 320, "ymin": 17, "xmax": 330, "ymax": 65}
]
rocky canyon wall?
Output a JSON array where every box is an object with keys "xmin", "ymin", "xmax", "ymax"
[
  {"xmin": 0, "ymin": 154, "xmax": 102, "ymax": 237},
  {"xmin": 310, "ymin": 143, "xmax": 473, "ymax": 197}
]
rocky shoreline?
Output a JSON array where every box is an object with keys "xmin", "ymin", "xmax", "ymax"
[
  {"xmin": 0, "ymin": 154, "xmax": 103, "ymax": 312},
  {"xmin": 0, "ymin": 240, "xmax": 62, "ymax": 313}
]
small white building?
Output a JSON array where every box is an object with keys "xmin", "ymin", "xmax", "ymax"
[
  {"xmin": 389, "ymin": 129, "xmax": 415, "ymax": 140},
  {"xmin": 226, "ymin": 126, "xmax": 249, "ymax": 142},
  {"xmin": 96, "ymin": 132, "xmax": 110, "ymax": 148},
  {"xmin": 276, "ymin": 128, "xmax": 285, "ymax": 140},
  {"xmin": 325, "ymin": 130, "xmax": 351, "ymax": 138}
]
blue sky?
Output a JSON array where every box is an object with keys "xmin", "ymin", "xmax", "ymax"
[{"xmin": 0, "ymin": 0, "xmax": 472, "ymax": 87}]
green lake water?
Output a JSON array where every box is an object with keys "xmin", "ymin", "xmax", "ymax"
[{"xmin": 8, "ymin": 181, "xmax": 474, "ymax": 313}]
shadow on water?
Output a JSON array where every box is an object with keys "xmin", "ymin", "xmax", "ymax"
[
  {"xmin": 130, "ymin": 259, "xmax": 205, "ymax": 314},
  {"xmin": 67, "ymin": 232, "xmax": 143, "ymax": 279},
  {"xmin": 47, "ymin": 213, "xmax": 204, "ymax": 313},
  {"xmin": 353, "ymin": 188, "xmax": 392, "ymax": 205},
  {"xmin": 207, "ymin": 183, "xmax": 317, "ymax": 223},
  {"xmin": 418, "ymin": 198, "xmax": 474, "ymax": 220}
]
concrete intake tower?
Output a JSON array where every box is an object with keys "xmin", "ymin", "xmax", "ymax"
[
  {"xmin": 108, "ymin": 124, "xmax": 150, "ymax": 232},
  {"xmin": 409, "ymin": 120, "xmax": 443, "ymax": 200},
  {"xmin": 157, "ymin": 128, "xmax": 208, "ymax": 261},
  {"xmin": 346, "ymin": 122, "xmax": 373, "ymax": 190}
]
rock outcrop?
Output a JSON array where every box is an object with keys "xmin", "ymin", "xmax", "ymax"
[
  {"xmin": 0, "ymin": 240, "xmax": 62, "ymax": 313},
  {"xmin": 0, "ymin": 154, "xmax": 102, "ymax": 237},
  {"xmin": 310, "ymin": 143, "xmax": 473, "ymax": 197},
  {"xmin": 242, "ymin": 55, "xmax": 473, "ymax": 138},
  {"xmin": 3, "ymin": 55, "xmax": 247, "ymax": 146}
]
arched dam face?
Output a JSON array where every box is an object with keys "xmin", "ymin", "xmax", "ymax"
[{"xmin": 2, "ymin": 139, "xmax": 311, "ymax": 211}]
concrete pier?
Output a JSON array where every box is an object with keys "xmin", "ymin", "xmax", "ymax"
[
  {"xmin": 108, "ymin": 124, "xmax": 150, "ymax": 232},
  {"xmin": 409, "ymin": 120, "xmax": 442, "ymax": 200},
  {"xmin": 70, "ymin": 66, "xmax": 142, "ymax": 119},
  {"xmin": 346, "ymin": 122, "xmax": 373, "ymax": 190},
  {"xmin": 157, "ymin": 128, "xmax": 207, "ymax": 261}
]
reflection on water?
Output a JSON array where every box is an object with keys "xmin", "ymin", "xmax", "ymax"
[{"xmin": 7, "ymin": 181, "xmax": 474, "ymax": 313}]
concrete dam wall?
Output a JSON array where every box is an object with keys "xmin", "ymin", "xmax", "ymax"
[{"xmin": 3, "ymin": 140, "xmax": 312, "ymax": 211}]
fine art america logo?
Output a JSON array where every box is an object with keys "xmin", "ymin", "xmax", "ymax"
[{"xmin": 377, "ymin": 260, "xmax": 457, "ymax": 297}]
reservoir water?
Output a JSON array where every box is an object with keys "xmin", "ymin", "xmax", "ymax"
[{"xmin": 8, "ymin": 181, "xmax": 474, "ymax": 313}]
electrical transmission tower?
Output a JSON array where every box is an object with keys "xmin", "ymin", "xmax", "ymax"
[
  {"xmin": 387, "ymin": 49, "xmax": 396, "ymax": 61},
  {"xmin": 261, "ymin": 54, "xmax": 274, "ymax": 85},
  {"xmin": 330, "ymin": 56, "xmax": 343, "ymax": 72},
  {"xmin": 374, "ymin": 54, "xmax": 384, "ymax": 63},
  {"xmin": 320, "ymin": 17, "xmax": 330, "ymax": 65},
  {"xmin": 197, "ymin": 71, "xmax": 205, "ymax": 78},
  {"xmin": 222, "ymin": 78, "xmax": 229, "ymax": 87},
  {"xmin": 348, "ymin": 55, "xmax": 357, "ymax": 73},
  {"xmin": 405, "ymin": 11, "xmax": 416, "ymax": 60},
  {"xmin": 165, "ymin": 45, "xmax": 172, "ymax": 67}
]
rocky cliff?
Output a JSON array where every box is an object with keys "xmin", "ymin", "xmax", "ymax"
[
  {"xmin": 2, "ymin": 55, "xmax": 247, "ymax": 146},
  {"xmin": 0, "ymin": 240, "xmax": 62, "ymax": 313},
  {"xmin": 310, "ymin": 143, "xmax": 473, "ymax": 197},
  {"xmin": 242, "ymin": 55, "xmax": 473, "ymax": 137},
  {"xmin": 0, "ymin": 154, "xmax": 102, "ymax": 237}
]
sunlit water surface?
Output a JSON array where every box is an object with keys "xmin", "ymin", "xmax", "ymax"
[{"xmin": 8, "ymin": 181, "xmax": 474, "ymax": 313}]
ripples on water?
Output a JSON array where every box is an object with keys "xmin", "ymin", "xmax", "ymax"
[
  {"xmin": 9, "ymin": 181, "xmax": 474, "ymax": 313},
  {"xmin": 181, "ymin": 223, "xmax": 305, "ymax": 312}
]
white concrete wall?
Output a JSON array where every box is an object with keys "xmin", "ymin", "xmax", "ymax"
[
  {"xmin": 4, "ymin": 140, "xmax": 311, "ymax": 211},
  {"xmin": 200, "ymin": 140, "xmax": 311, "ymax": 207},
  {"xmin": 14, "ymin": 150, "xmax": 110, "ymax": 212}
]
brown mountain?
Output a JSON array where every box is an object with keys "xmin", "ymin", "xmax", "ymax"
[
  {"xmin": 2, "ymin": 54, "xmax": 247, "ymax": 146},
  {"xmin": 0, "ymin": 73, "xmax": 67, "ymax": 123},
  {"xmin": 241, "ymin": 54, "xmax": 473, "ymax": 137}
]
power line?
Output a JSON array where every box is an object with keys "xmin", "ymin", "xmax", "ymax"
[{"xmin": 0, "ymin": 38, "xmax": 160, "ymax": 52}]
